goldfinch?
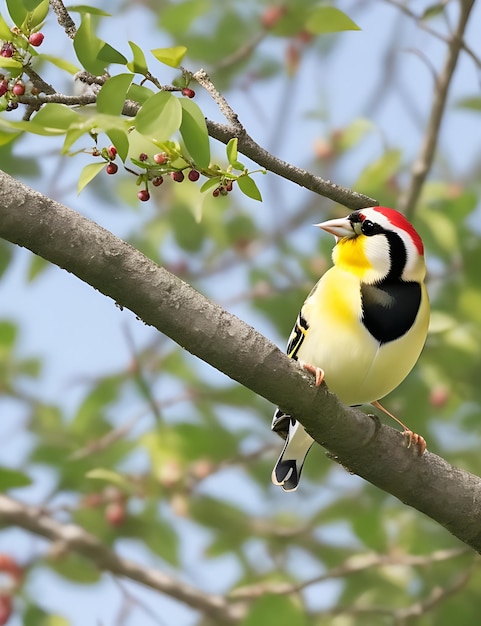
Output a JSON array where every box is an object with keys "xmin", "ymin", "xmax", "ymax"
[{"xmin": 272, "ymin": 207, "xmax": 430, "ymax": 492}]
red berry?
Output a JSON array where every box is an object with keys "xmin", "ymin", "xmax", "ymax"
[
  {"xmin": 107, "ymin": 145, "xmax": 117, "ymax": 159},
  {"xmin": 225, "ymin": 180, "xmax": 233, "ymax": 192},
  {"xmin": 429, "ymin": 385, "xmax": 450, "ymax": 408},
  {"xmin": 213, "ymin": 188, "xmax": 220, "ymax": 197},
  {"xmin": 188, "ymin": 169, "xmax": 200, "ymax": 182},
  {"xmin": 0, "ymin": 80, "xmax": 7, "ymax": 97},
  {"xmin": 0, "ymin": 43, "xmax": 14, "ymax": 58},
  {"xmin": 29, "ymin": 32, "xmax": 45, "ymax": 47},
  {"xmin": 106, "ymin": 162, "xmax": 118, "ymax": 175},
  {"xmin": 181, "ymin": 87, "xmax": 195, "ymax": 98},
  {"xmin": 171, "ymin": 171, "xmax": 185, "ymax": 182},
  {"xmin": 153, "ymin": 152, "xmax": 167, "ymax": 164},
  {"xmin": 152, "ymin": 176, "xmax": 163, "ymax": 186},
  {"xmin": 12, "ymin": 82, "xmax": 25, "ymax": 96},
  {"xmin": 105, "ymin": 502, "xmax": 125, "ymax": 527},
  {"xmin": 138, "ymin": 189, "xmax": 150, "ymax": 202},
  {"xmin": 261, "ymin": 5, "xmax": 287, "ymax": 29},
  {"xmin": 138, "ymin": 152, "xmax": 148, "ymax": 162}
]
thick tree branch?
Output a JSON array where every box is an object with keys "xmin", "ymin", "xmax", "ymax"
[
  {"xmin": 398, "ymin": 0, "xmax": 475, "ymax": 218},
  {"xmin": 2, "ymin": 171, "xmax": 481, "ymax": 555},
  {"xmin": 0, "ymin": 494, "xmax": 244, "ymax": 623}
]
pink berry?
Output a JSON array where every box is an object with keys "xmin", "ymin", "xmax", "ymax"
[
  {"xmin": 107, "ymin": 145, "xmax": 117, "ymax": 159},
  {"xmin": 153, "ymin": 153, "xmax": 167, "ymax": 164},
  {"xmin": 105, "ymin": 502, "xmax": 125, "ymax": 527},
  {"xmin": 181, "ymin": 87, "xmax": 195, "ymax": 98},
  {"xmin": 106, "ymin": 162, "xmax": 118, "ymax": 175},
  {"xmin": 29, "ymin": 32, "xmax": 45, "ymax": 47},
  {"xmin": 188, "ymin": 169, "xmax": 200, "ymax": 182},
  {"xmin": 0, "ymin": 80, "xmax": 7, "ymax": 97},
  {"xmin": 138, "ymin": 189, "xmax": 150, "ymax": 202},
  {"xmin": 12, "ymin": 82, "xmax": 25, "ymax": 96},
  {"xmin": 171, "ymin": 171, "xmax": 184, "ymax": 182},
  {"xmin": 152, "ymin": 176, "xmax": 163, "ymax": 186},
  {"xmin": 0, "ymin": 43, "xmax": 14, "ymax": 58}
]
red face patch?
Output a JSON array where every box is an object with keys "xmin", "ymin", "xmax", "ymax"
[{"xmin": 371, "ymin": 206, "xmax": 424, "ymax": 256}]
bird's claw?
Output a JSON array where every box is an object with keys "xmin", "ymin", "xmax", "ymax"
[
  {"xmin": 402, "ymin": 429, "xmax": 426, "ymax": 455},
  {"xmin": 300, "ymin": 362, "xmax": 325, "ymax": 387}
]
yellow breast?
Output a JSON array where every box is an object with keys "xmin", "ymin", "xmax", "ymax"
[{"xmin": 297, "ymin": 266, "xmax": 429, "ymax": 406}]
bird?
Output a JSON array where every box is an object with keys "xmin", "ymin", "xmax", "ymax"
[{"xmin": 271, "ymin": 206, "xmax": 430, "ymax": 492}]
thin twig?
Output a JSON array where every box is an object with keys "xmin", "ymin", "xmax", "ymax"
[
  {"xmin": 230, "ymin": 546, "xmax": 470, "ymax": 599},
  {"xmin": 193, "ymin": 68, "xmax": 244, "ymax": 130},
  {"xmin": 397, "ymin": 0, "xmax": 476, "ymax": 218},
  {"xmin": 0, "ymin": 494, "xmax": 244, "ymax": 623},
  {"xmin": 49, "ymin": 0, "xmax": 77, "ymax": 39}
]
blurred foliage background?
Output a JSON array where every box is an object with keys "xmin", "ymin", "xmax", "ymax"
[{"xmin": 1, "ymin": 0, "xmax": 481, "ymax": 625}]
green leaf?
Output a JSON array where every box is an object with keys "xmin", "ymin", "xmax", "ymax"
[
  {"xmin": 200, "ymin": 176, "xmax": 221, "ymax": 193},
  {"xmin": 86, "ymin": 468, "xmax": 133, "ymax": 493},
  {"xmin": 127, "ymin": 41, "xmax": 148, "ymax": 75},
  {"xmin": 0, "ymin": 13, "xmax": 13, "ymax": 39},
  {"xmin": 6, "ymin": 0, "xmax": 27, "ymax": 28},
  {"xmin": 237, "ymin": 174, "xmax": 262, "ymax": 201},
  {"xmin": 226, "ymin": 137, "xmax": 238, "ymax": 165},
  {"xmin": 97, "ymin": 73, "xmax": 133, "ymax": 116},
  {"xmin": 241, "ymin": 595, "xmax": 307, "ymax": 626},
  {"xmin": 74, "ymin": 14, "xmax": 126, "ymax": 74},
  {"xmin": 179, "ymin": 97, "xmax": 210, "ymax": 168},
  {"xmin": 306, "ymin": 7, "xmax": 361, "ymax": 34},
  {"xmin": 0, "ymin": 57, "xmax": 23, "ymax": 70},
  {"xmin": 27, "ymin": 254, "xmax": 49, "ymax": 282},
  {"xmin": 96, "ymin": 42, "xmax": 127, "ymax": 66},
  {"xmin": 26, "ymin": 0, "xmax": 49, "ymax": 30},
  {"xmin": 34, "ymin": 103, "xmax": 81, "ymax": 131},
  {"xmin": 24, "ymin": 606, "xmax": 71, "ymax": 626},
  {"xmin": 134, "ymin": 91, "xmax": 182, "ymax": 141},
  {"xmin": 0, "ymin": 466, "xmax": 32, "ymax": 491},
  {"xmin": 0, "ymin": 320, "xmax": 17, "ymax": 352},
  {"xmin": 77, "ymin": 161, "xmax": 107, "ymax": 194},
  {"xmin": 151, "ymin": 45, "xmax": 187, "ymax": 68},
  {"xmin": 161, "ymin": 0, "xmax": 209, "ymax": 37},
  {"xmin": 126, "ymin": 83, "xmax": 154, "ymax": 105},
  {"xmin": 106, "ymin": 127, "xmax": 129, "ymax": 162},
  {"xmin": 456, "ymin": 96, "xmax": 481, "ymax": 111}
]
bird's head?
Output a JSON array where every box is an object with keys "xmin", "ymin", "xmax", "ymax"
[{"xmin": 315, "ymin": 207, "xmax": 425, "ymax": 284}]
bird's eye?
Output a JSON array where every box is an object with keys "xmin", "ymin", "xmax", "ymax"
[{"xmin": 361, "ymin": 220, "xmax": 380, "ymax": 236}]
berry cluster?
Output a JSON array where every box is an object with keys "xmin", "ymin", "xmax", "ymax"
[
  {"xmin": 0, "ymin": 32, "xmax": 44, "ymax": 111},
  {"xmin": 95, "ymin": 144, "xmax": 222, "ymax": 202}
]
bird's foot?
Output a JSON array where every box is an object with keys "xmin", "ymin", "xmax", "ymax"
[
  {"xmin": 371, "ymin": 400, "xmax": 426, "ymax": 456},
  {"xmin": 299, "ymin": 362, "xmax": 325, "ymax": 387},
  {"xmin": 402, "ymin": 429, "xmax": 426, "ymax": 455}
]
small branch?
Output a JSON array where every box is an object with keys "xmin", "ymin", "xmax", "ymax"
[
  {"xmin": 49, "ymin": 0, "xmax": 77, "ymax": 39},
  {"xmin": 0, "ymin": 494, "xmax": 244, "ymax": 623},
  {"xmin": 393, "ymin": 562, "xmax": 476, "ymax": 621},
  {"xmin": 193, "ymin": 69, "xmax": 244, "ymax": 130},
  {"xmin": 205, "ymin": 118, "xmax": 376, "ymax": 208},
  {"xmin": 230, "ymin": 547, "xmax": 470, "ymax": 599},
  {"xmin": 16, "ymin": 89, "xmax": 375, "ymax": 209},
  {"xmin": 398, "ymin": 0, "xmax": 475, "ymax": 218}
]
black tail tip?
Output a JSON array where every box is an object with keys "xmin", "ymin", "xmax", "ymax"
[{"xmin": 272, "ymin": 460, "xmax": 299, "ymax": 492}]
